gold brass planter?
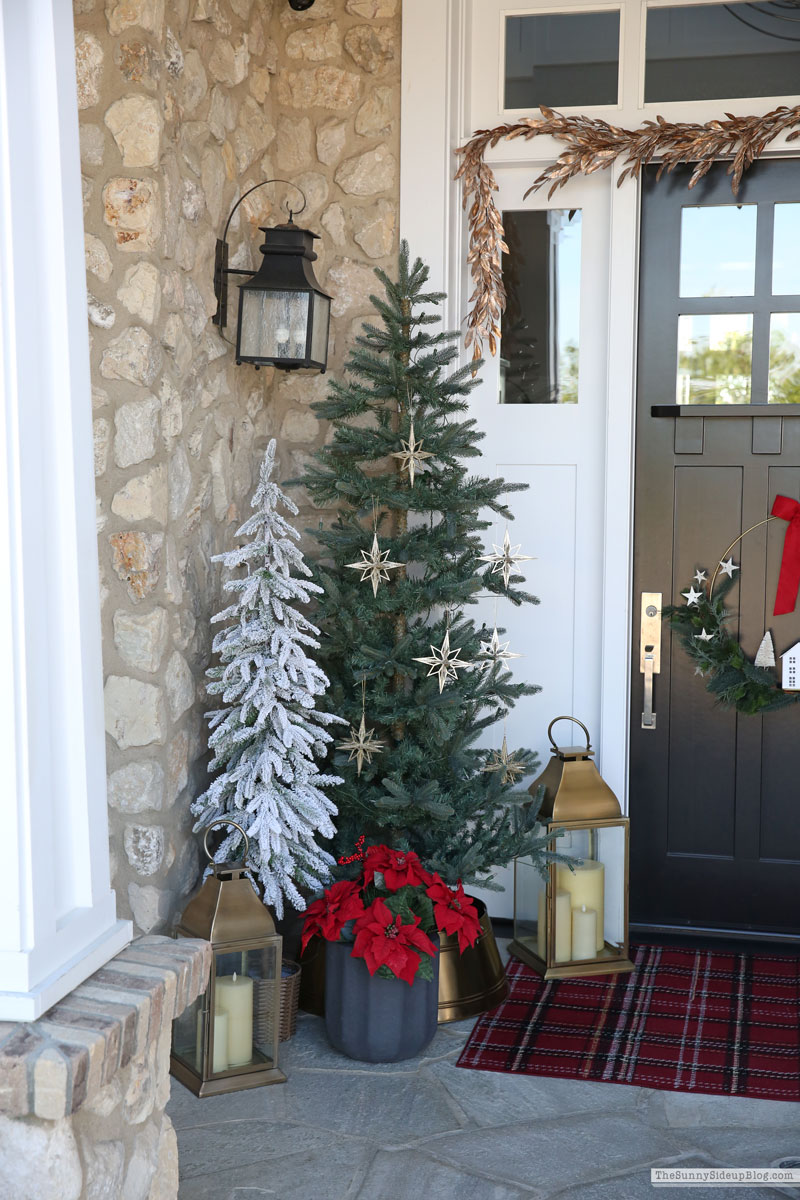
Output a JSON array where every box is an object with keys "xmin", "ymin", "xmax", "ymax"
[
  {"xmin": 299, "ymin": 897, "xmax": 508, "ymax": 1024},
  {"xmin": 436, "ymin": 899, "xmax": 509, "ymax": 1023}
]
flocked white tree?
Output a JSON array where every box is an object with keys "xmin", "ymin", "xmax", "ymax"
[{"xmin": 192, "ymin": 439, "xmax": 344, "ymax": 918}]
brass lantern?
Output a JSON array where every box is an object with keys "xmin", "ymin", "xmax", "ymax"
[
  {"xmin": 170, "ymin": 821, "xmax": 286, "ymax": 1097},
  {"xmin": 510, "ymin": 717, "xmax": 634, "ymax": 980}
]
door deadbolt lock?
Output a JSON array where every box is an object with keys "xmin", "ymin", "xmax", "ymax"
[{"xmin": 640, "ymin": 592, "xmax": 662, "ymax": 731}]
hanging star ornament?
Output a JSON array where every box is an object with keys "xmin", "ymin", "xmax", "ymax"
[
  {"xmin": 693, "ymin": 569, "xmax": 708, "ymax": 586},
  {"xmin": 478, "ymin": 626, "xmax": 522, "ymax": 673},
  {"xmin": 336, "ymin": 714, "xmax": 384, "ymax": 777},
  {"xmin": 482, "ymin": 735, "xmax": 526, "ymax": 785},
  {"xmin": 390, "ymin": 420, "xmax": 433, "ymax": 487},
  {"xmin": 719, "ymin": 557, "xmax": 740, "ymax": 579},
  {"xmin": 681, "ymin": 586, "xmax": 703, "ymax": 607},
  {"xmin": 694, "ymin": 627, "xmax": 715, "ymax": 642},
  {"xmin": 413, "ymin": 629, "xmax": 472, "ymax": 692},
  {"xmin": 478, "ymin": 529, "xmax": 534, "ymax": 589},
  {"xmin": 345, "ymin": 531, "xmax": 402, "ymax": 598}
]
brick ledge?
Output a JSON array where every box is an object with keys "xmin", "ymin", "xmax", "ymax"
[{"xmin": 0, "ymin": 936, "xmax": 210, "ymax": 1120}]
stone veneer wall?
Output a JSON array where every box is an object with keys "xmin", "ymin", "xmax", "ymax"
[
  {"xmin": 75, "ymin": 0, "xmax": 400, "ymax": 936},
  {"xmin": 0, "ymin": 936, "xmax": 210, "ymax": 1200}
]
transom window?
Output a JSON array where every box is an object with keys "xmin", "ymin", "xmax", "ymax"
[{"xmin": 501, "ymin": 1, "xmax": 800, "ymax": 114}]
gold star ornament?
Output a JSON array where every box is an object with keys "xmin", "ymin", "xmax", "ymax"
[
  {"xmin": 336, "ymin": 715, "xmax": 384, "ymax": 777},
  {"xmin": 346, "ymin": 531, "xmax": 402, "ymax": 598},
  {"xmin": 478, "ymin": 529, "xmax": 534, "ymax": 589},
  {"xmin": 482, "ymin": 735, "xmax": 525, "ymax": 785},
  {"xmin": 413, "ymin": 629, "xmax": 472, "ymax": 693},
  {"xmin": 390, "ymin": 421, "xmax": 433, "ymax": 487}
]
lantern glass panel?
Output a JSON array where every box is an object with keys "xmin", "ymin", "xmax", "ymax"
[
  {"xmin": 239, "ymin": 288, "xmax": 310, "ymax": 361},
  {"xmin": 310, "ymin": 291, "xmax": 330, "ymax": 365},
  {"xmin": 513, "ymin": 854, "xmax": 548, "ymax": 962},
  {"xmin": 553, "ymin": 822, "xmax": 627, "ymax": 962},
  {"xmin": 210, "ymin": 944, "xmax": 279, "ymax": 1075},
  {"xmin": 171, "ymin": 992, "xmax": 204, "ymax": 1076}
]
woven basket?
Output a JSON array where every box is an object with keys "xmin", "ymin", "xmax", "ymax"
[
  {"xmin": 254, "ymin": 959, "xmax": 302, "ymax": 1048},
  {"xmin": 279, "ymin": 959, "xmax": 301, "ymax": 1041}
]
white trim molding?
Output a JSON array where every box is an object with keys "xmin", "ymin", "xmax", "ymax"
[{"xmin": 0, "ymin": 0, "xmax": 130, "ymax": 1021}]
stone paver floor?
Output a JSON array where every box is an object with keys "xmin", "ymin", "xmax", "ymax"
[{"xmin": 168, "ymin": 947, "xmax": 800, "ymax": 1200}]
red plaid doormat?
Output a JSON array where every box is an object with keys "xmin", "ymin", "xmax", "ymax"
[{"xmin": 456, "ymin": 944, "xmax": 800, "ymax": 1101}]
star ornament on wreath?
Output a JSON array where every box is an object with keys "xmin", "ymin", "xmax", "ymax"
[{"xmin": 666, "ymin": 497, "xmax": 800, "ymax": 715}]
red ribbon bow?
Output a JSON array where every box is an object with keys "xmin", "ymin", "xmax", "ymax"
[{"xmin": 771, "ymin": 495, "xmax": 800, "ymax": 616}]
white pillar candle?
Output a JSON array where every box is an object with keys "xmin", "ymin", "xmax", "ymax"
[
  {"xmin": 216, "ymin": 972, "xmax": 254, "ymax": 1067},
  {"xmin": 554, "ymin": 889, "xmax": 572, "ymax": 963},
  {"xmin": 557, "ymin": 860, "xmax": 605, "ymax": 952},
  {"xmin": 196, "ymin": 1009, "xmax": 229, "ymax": 1073},
  {"xmin": 537, "ymin": 890, "xmax": 546, "ymax": 959},
  {"xmin": 571, "ymin": 904, "xmax": 598, "ymax": 961}
]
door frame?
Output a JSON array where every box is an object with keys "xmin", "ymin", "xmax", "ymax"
[{"xmin": 399, "ymin": 0, "xmax": 800, "ymax": 812}]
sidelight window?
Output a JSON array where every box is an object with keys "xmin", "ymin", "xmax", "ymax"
[{"xmin": 500, "ymin": 209, "xmax": 582, "ymax": 404}]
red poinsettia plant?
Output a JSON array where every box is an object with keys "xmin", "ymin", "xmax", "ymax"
[{"xmin": 301, "ymin": 845, "xmax": 483, "ymax": 986}]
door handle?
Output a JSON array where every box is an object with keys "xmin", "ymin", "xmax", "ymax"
[{"xmin": 640, "ymin": 592, "xmax": 662, "ymax": 730}]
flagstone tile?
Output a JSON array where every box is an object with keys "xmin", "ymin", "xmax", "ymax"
[
  {"xmin": 677, "ymin": 1126, "xmax": 800, "ymax": 1169},
  {"xmin": 655, "ymin": 1088, "xmax": 800, "ymax": 1129},
  {"xmin": 176, "ymin": 1140, "xmax": 374, "ymax": 1199},
  {"xmin": 168, "ymin": 1068, "xmax": 466, "ymax": 1141},
  {"xmin": 354, "ymin": 1148, "xmax": 538, "ymax": 1199},
  {"xmin": 176, "ymin": 1118, "xmax": 349, "ymax": 1179},
  {"xmin": 417, "ymin": 1113, "xmax": 689, "ymax": 1193},
  {"xmin": 424, "ymin": 1060, "xmax": 648, "ymax": 1127}
]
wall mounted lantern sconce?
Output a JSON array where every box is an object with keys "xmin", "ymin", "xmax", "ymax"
[{"xmin": 213, "ymin": 178, "xmax": 331, "ymax": 373}]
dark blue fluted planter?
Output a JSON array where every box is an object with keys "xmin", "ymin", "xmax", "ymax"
[{"xmin": 324, "ymin": 939, "xmax": 440, "ymax": 1062}]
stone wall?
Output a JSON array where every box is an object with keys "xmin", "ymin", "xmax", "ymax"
[
  {"xmin": 0, "ymin": 936, "xmax": 210, "ymax": 1200},
  {"xmin": 75, "ymin": 0, "xmax": 401, "ymax": 936}
]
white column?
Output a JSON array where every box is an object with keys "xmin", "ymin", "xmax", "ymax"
[{"xmin": 0, "ymin": 0, "xmax": 130, "ymax": 1021}]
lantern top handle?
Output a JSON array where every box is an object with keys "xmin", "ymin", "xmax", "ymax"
[
  {"xmin": 221, "ymin": 178, "xmax": 307, "ymax": 247},
  {"xmin": 202, "ymin": 819, "xmax": 251, "ymax": 867},
  {"xmin": 547, "ymin": 716, "xmax": 593, "ymax": 758}
]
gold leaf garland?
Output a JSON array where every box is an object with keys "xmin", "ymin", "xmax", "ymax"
[{"xmin": 455, "ymin": 104, "xmax": 800, "ymax": 364}]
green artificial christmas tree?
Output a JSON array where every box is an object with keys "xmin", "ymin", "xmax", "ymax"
[{"xmin": 299, "ymin": 243, "xmax": 553, "ymax": 889}]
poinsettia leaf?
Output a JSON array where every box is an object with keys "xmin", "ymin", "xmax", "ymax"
[
  {"xmin": 415, "ymin": 955, "xmax": 434, "ymax": 983},
  {"xmin": 410, "ymin": 892, "xmax": 434, "ymax": 931}
]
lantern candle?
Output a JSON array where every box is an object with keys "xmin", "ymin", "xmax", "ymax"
[
  {"xmin": 554, "ymin": 889, "xmax": 572, "ymax": 963},
  {"xmin": 216, "ymin": 972, "xmax": 254, "ymax": 1067},
  {"xmin": 571, "ymin": 905, "xmax": 597, "ymax": 960},
  {"xmin": 557, "ymin": 860, "xmax": 605, "ymax": 952},
  {"xmin": 196, "ymin": 1009, "xmax": 229, "ymax": 1073}
]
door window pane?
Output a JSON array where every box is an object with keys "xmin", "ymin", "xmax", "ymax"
[
  {"xmin": 500, "ymin": 209, "xmax": 581, "ymax": 405},
  {"xmin": 772, "ymin": 205, "xmax": 800, "ymax": 296},
  {"xmin": 769, "ymin": 313, "xmax": 800, "ymax": 404},
  {"xmin": 646, "ymin": 3, "xmax": 800, "ymax": 103},
  {"xmin": 679, "ymin": 205, "xmax": 757, "ymax": 298},
  {"xmin": 504, "ymin": 13, "xmax": 620, "ymax": 110},
  {"xmin": 676, "ymin": 314, "xmax": 753, "ymax": 405}
]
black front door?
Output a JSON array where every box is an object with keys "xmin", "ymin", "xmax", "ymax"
[{"xmin": 630, "ymin": 159, "xmax": 800, "ymax": 941}]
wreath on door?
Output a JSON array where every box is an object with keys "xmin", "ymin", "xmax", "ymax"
[{"xmin": 666, "ymin": 497, "xmax": 800, "ymax": 714}]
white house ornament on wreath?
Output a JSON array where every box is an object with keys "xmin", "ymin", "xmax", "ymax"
[{"xmin": 781, "ymin": 641, "xmax": 800, "ymax": 691}]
